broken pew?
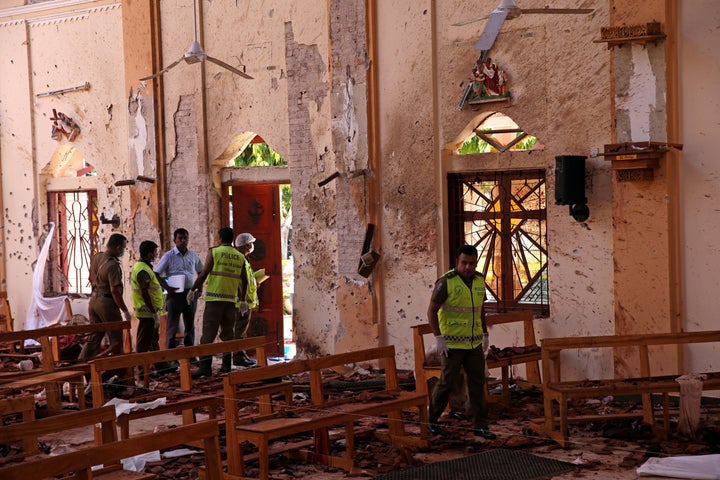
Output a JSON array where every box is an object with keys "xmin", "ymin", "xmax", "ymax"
[
  {"xmin": 89, "ymin": 336, "xmax": 270, "ymax": 441},
  {"xmin": 0, "ymin": 321, "xmax": 133, "ymax": 412},
  {"xmin": 412, "ymin": 310, "xmax": 541, "ymax": 405},
  {"xmin": 223, "ymin": 345, "xmax": 428, "ymax": 480},
  {"xmin": 0, "ymin": 419, "xmax": 224, "ymax": 480},
  {"xmin": 0, "ymin": 405, "xmax": 118, "ymax": 461},
  {"xmin": 529, "ymin": 330, "xmax": 720, "ymax": 447}
]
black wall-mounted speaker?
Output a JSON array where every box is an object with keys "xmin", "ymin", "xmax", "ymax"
[{"xmin": 555, "ymin": 156, "xmax": 587, "ymax": 206}]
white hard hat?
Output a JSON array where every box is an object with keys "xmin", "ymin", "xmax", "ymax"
[{"xmin": 235, "ymin": 233, "xmax": 256, "ymax": 247}]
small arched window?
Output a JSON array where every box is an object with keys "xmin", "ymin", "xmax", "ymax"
[{"xmin": 457, "ymin": 112, "xmax": 542, "ymax": 154}]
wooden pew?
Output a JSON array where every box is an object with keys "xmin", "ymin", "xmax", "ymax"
[
  {"xmin": 0, "ymin": 395, "xmax": 37, "ymax": 453},
  {"xmin": 0, "ymin": 321, "xmax": 133, "ymax": 412},
  {"xmin": 0, "ymin": 290, "xmax": 14, "ymax": 334},
  {"xmin": 89, "ymin": 336, "xmax": 269, "ymax": 440},
  {"xmin": 529, "ymin": 330, "xmax": 720, "ymax": 447},
  {"xmin": 0, "ymin": 419, "xmax": 224, "ymax": 480},
  {"xmin": 0, "ymin": 320, "xmax": 133, "ymax": 375},
  {"xmin": 224, "ymin": 345, "xmax": 428, "ymax": 480},
  {"xmin": 0, "ymin": 405, "xmax": 118, "ymax": 460},
  {"xmin": 412, "ymin": 310, "xmax": 540, "ymax": 405}
]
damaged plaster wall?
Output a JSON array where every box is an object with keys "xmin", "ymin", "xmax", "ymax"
[
  {"xmin": 4, "ymin": 0, "xmax": 718, "ymax": 381},
  {"xmin": 0, "ymin": 4, "xmax": 131, "ymax": 326},
  {"xmin": 434, "ymin": 0, "xmax": 613, "ymax": 376},
  {"xmin": 678, "ymin": 1, "xmax": 720, "ymax": 373},
  {"xmin": 126, "ymin": 91, "xmax": 162, "ymax": 258},
  {"xmin": 166, "ymin": 94, "xmax": 209, "ymax": 248},
  {"xmin": 611, "ymin": 1, "xmax": 676, "ymax": 376},
  {"xmin": 374, "ymin": 1, "xmax": 439, "ymax": 365},
  {"xmin": 283, "ymin": 20, "xmax": 338, "ymax": 356},
  {"xmin": 328, "ymin": 0, "xmax": 376, "ymax": 353}
]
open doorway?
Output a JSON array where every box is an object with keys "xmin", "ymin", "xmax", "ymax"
[{"xmin": 220, "ymin": 139, "xmax": 293, "ymax": 359}]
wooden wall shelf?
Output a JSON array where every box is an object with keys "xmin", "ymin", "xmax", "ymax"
[
  {"xmin": 595, "ymin": 22, "xmax": 665, "ymax": 49},
  {"xmin": 594, "ymin": 34, "xmax": 666, "ymax": 48},
  {"xmin": 601, "ymin": 142, "xmax": 682, "ymax": 171}
]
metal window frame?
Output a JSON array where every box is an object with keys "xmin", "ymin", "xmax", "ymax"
[{"xmin": 448, "ymin": 170, "xmax": 548, "ymax": 315}]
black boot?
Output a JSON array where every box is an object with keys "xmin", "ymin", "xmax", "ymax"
[
  {"xmin": 192, "ymin": 356, "xmax": 213, "ymax": 378},
  {"xmin": 220, "ymin": 353, "xmax": 232, "ymax": 373}
]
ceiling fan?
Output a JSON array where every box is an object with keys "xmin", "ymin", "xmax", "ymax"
[
  {"xmin": 452, "ymin": 0, "xmax": 594, "ymax": 51},
  {"xmin": 140, "ymin": 0, "xmax": 253, "ymax": 81}
]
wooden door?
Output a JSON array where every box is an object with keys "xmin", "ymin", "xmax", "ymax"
[{"xmin": 222, "ymin": 183, "xmax": 283, "ymax": 356}]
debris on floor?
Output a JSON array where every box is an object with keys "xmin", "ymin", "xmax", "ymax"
[{"xmin": 2, "ymin": 356, "xmax": 720, "ymax": 479}]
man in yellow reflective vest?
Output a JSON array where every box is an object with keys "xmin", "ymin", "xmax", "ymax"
[
  {"xmin": 233, "ymin": 233, "xmax": 259, "ymax": 367},
  {"xmin": 131, "ymin": 240, "xmax": 176, "ymax": 375},
  {"xmin": 188, "ymin": 227, "xmax": 248, "ymax": 377},
  {"xmin": 427, "ymin": 245, "xmax": 496, "ymax": 440}
]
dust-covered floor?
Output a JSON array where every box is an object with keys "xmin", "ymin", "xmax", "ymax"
[{"xmin": 2, "ymin": 358, "xmax": 719, "ymax": 480}]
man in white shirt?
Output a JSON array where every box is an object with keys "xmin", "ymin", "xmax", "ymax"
[{"xmin": 154, "ymin": 228, "xmax": 203, "ymax": 350}]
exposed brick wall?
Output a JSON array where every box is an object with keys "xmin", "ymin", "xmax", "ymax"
[
  {"xmin": 329, "ymin": 0, "xmax": 369, "ymax": 276},
  {"xmin": 168, "ymin": 94, "xmax": 210, "ymax": 255}
]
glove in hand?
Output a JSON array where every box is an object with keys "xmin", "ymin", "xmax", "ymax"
[
  {"xmin": 482, "ymin": 333, "xmax": 490, "ymax": 355},
  {"xmin": 238, "ymin": 301, "xmax": 250, "ymax": 316},
  {"xmin": 186, "ymin": 289, "xmax": 199, "ymax": 305},
  {"xmin": 152, "ymin": 313, "xmax": 161, "ymax": 328},
  {"xmin": 434, "ymin": 335, "xmax": 449, "ymax": 357}
]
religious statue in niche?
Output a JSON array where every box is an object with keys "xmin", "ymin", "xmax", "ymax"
[
  {"xmin": 50, "ymin": 109, "xmax": 81, "ymax": 142},
  {"xmin": 457, "ymin": 55, "xmax": 511, "ymax": 110}
]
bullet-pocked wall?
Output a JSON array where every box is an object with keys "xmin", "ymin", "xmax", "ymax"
[
  {"xmin": 0, "ymin": 3, "xmax": 132, "ymax": 325},
  {"xmin": 2, "ymin": 1, "xmax": 720, "ymax": 379},
  {"xmin": 411, "ymin": 0, "xmax": 614, "ymax": 378}
]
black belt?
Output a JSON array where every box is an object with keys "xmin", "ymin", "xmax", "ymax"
[{"xmin": 92, "ymin": 293, "xmax": 113, "ymax": 298}]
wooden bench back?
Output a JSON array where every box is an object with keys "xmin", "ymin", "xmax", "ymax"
[
  {"xmin": 411, "ymin": 310, "xmax": 539, "ymax": 394},
  {"xmin": 306, "ymin": 345, "xmax": 399, "ymax": 405},
  {"xmin": 89, "ymin": 336, "xmax": 269, "ymax": 405},
  {"xmin": 0, "ymin": 419, "xmax": 224, "ymax": 480},
  {"xmin": 1, "ymin": 405, "xmax": 118, "ymax": 447},
  {"xmin": 0, "ymin": 321, "xmax": 133, "ymax": 371},
  {"xmin": 541, "ymin": 330, "xmax": 720, "ymax": 383},
  {"xmin": 0, "ymin": 290, "xmax": 13, "ymax": 333},
  {"xmin": 0, "ymin": 394, "xmax": 35, "ymax": 418},
  {"xmin": 225, "ymin": 357, "xmax": 310, "ymax": 387},
  {"xmin": 0, "ymin": 395, "xmax": 37, "ymax": 452}
]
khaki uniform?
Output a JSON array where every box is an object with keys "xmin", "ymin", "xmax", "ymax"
[{"xmin": 79, "ymin": 252, "xmax": 125, "ymax": 359}]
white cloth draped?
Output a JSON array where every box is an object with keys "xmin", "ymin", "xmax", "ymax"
[{"xmin": 25, "ymin": 222, "xmax": 70, "ymax": 330}]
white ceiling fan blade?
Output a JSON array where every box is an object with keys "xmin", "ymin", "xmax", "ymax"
[
  {"xmin": 520, "ymin": 8, "xmax": 594, "ymax": 15},
  {"xmin": 474, "ymin": 9, "xmax": 509, "ymax": 51},
  {"xmin": 452, "ymin": 13, "xmax": 491, "ymax": 27},
  {"xmin": 139, "ymin": 57, "xmax": 183, "ymax": 81},
  {"xmin": 205, "ymin": 56, "xmax": 254, "ymax": 79}
]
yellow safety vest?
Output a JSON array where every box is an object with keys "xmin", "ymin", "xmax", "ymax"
[
  {"xmin": 437, "ymin": 270, "xmax": 486, "ymax": 349},
  {"xmin": 206, "ymin": 245, "xmax": 245, "ymax": 303},
  {"xmin": 131, "ymin": 261, "xmax": 165, "ymax": 318},
  {"xmin": 244, "ymin": 260, "xmax": 259, "ymax": 309}
]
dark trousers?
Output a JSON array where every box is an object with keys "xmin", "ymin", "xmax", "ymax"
[
  {"xmin": 233, "ymin": 310, "xmax": 251, "ymax": 362},
  {"xmin": 199, "ymin": 301, "xmax": 237, "ymax": 345},
  {"xmin": 429, "ymin": 345, "xmax": 489, "ymax": 429},
  {"xmin": 79, "ymin": 297, "xmax": 123, "ymax": 359},
  {"xmin": 136, "ymin": 317, "xmax": 159, "ymax": 353},
  {"xmin": 165, "ymin": 290, "xmax": 197, "ymax": 349}
]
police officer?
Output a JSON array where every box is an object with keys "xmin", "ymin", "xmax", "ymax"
[
  {"xmin": 232, "ymin": 232, "xmax": 259, "ymax": 367},
  {"xmin": 79, "ymin": 233, "xmax": 131, "ymax": 359},
  {"xmin": 188, "ymin": 227, "xmax": 248, "ymax": 377},
  {"xmin": 427, "ymin": 244, "xmax": 496, "ymax": 440}
]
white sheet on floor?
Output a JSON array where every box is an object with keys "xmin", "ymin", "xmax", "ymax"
[
  {"xmin": 25, "ymin": 222, "xmax": 70, "ymax": 333},
  {"xmin": 121, "ymin": 451, "xmax": 161, "ymax": 471},
  {"xmin": 104, "ymin": 397, "xmax": 167, "ymax": 417},
  {"xmin": 637, "ymin": 454, "xmax": 720, "ymax": 479}
]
